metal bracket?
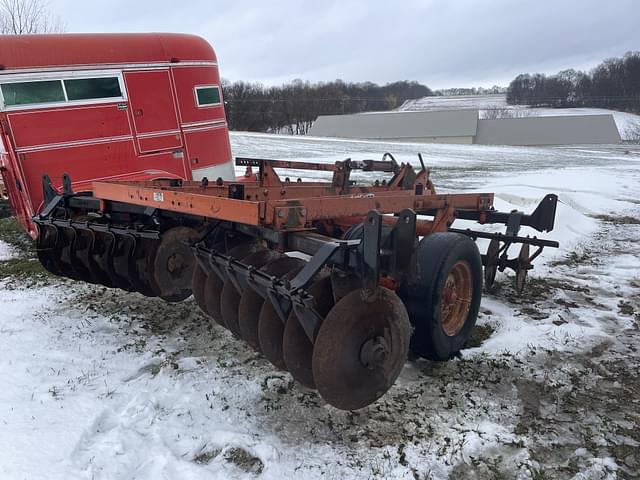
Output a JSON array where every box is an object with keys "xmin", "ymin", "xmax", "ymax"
[
  {"xmin": 62, "ymin": 173, "xmax": 73, "ymax": 196},
  {"xmin": 289, "ymin": 241, "xmax": 341, "ymax": 291},
  {"xmin": 362, "ymin": 210, "xmax": 382, "ymax": 293},
  {"xmin": 389, "ymin": 209, "xmax": 417, "ymax": 279},
  {"xmin": 292, "ymin": 293, "xmax": 324, "ymax": 342},
  {"xmin": 505, "ymin": 211, "xmax": 523, "ymax": 237},
  {"xmin": 42, "ymin": 174, "xmax": 58, "ymax": 205}
]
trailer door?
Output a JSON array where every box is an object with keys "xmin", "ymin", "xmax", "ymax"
[{"xmin": 124, "ymin": 70, "xmax": 184, "ymax": 156}]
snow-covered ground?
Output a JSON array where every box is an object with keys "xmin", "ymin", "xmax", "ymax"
[
  {"xmin": 398, "ymin": 94, "xmax": 640, "ymax": 141},
  {"xmin": 0, "ymin": 239, "xmax": 15, "ymax": 261},
  {"xmin": 399, "ymin": 94, "xmax": 508, "ymax": 111},
  {"xmin": 1, "ymin": 133, "xmax": 639, "ymax": 479}
]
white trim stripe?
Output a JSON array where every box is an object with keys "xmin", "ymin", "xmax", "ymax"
[
  {"xmin": 136, "ymin": 129, "xmax": 180, "ymax": 139},
  {"xmin": 183, "ymin": 124, "xmax": 228, "ymax": 133},
  {"xmin": 15, "ymin": 135, "xmax": 133, "ymax": 153},
  {"xmin": 180, "ymin": 119, "xmax": 227, "ymax": 129}
]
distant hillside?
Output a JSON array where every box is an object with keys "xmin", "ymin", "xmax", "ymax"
[
  {"xmin": 222, "ymin": 79, "xmax": 432, "ymax": 134},
  {"xmin": 397, "ymin": 94, "xmax": 640, "ymax": 141}
]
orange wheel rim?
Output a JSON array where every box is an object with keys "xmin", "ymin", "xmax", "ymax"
[{"xmin": 440, "ymin": 260, "xmax": 473, "ymax": 337}]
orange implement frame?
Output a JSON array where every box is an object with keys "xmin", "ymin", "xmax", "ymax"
[{"xmin": 91, "ymin": 157, "xmax": 495, "ymax": 232}]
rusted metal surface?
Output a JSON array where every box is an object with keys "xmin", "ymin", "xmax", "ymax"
[
  {"xmin": 92, "ymin": 158, "xmax": 494, "ymax": 234},
  {"xmin": 311, "ymin": 287, "xmax": 411, "ymax": 411},
  {"xmin": 282, "ymin": 276, "xmax": 335, "ymax": 389},
  {"xmin": 153, "ymin": 227, "xmax": 199, "ymax": 302},
  {"xmin": 31, "ymin": 154, "xmax": 561, "ymax": 411},
  {"xmin": 441, "ymin": 260, "xmax": 473, "ymax": 337}
]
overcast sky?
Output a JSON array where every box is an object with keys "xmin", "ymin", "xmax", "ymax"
[{"xmin": 50, "ymin": 0, "xmax": 639, "ymax": 89}]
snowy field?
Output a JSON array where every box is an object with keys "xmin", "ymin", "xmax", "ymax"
[
  {"xmin": 398, "ymin": 94, "xmax": 640, "ymax": 141},
  {"xmin": 1, "ymin": 133, "xmax": 639, "ymax": 479}
]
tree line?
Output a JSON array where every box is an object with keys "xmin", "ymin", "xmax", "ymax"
[
  {"xmin": 434, "ymin": 86, "xmax": 505, "ymax": 96},
  {"xmin": 0, "ymin": 0, "xmax": 64, "ymax": 34},
  {"xmin": 506, "ymin": 52, "xmax": 640, "ymax": 113},
  {"xmin": 221, "ymin": 79, "xmax": 432, "ymax": 133}
]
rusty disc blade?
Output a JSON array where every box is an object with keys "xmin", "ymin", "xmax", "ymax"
[
  {"xmin": 125, "ymin": 237, "xmax": 157, "ymax": 297},
  {"xmin": 204, "ymin": 272, "xmax": 225, "ymax": 326},
  {"xmin": 312, "ymin": 287, "xmax": 411, "ymax": 410},
  {"xmin": 484, "ymin": 239, "xmax": 500, "ymax": 288},
  {"xmin": 515, "ymin": 243, "xmax": 530, "ymax": 294},
  {"xmin": 72, "ymin": 215, "xmax": 114, "ymax": 287},
  {"xmin": 135, "ymin": 238, "xmax": 162, "ymax": 297},
  {"xmin": 52, "ymin": 221, "xmax": 89, "ymax": 282},
  {"xmin": 91, "ymin": 231, "xmax": 117, "ymax": 287},
  {"xmin": 72, "ymin": 222, "xmax": 104, "ymax": 285},
  {"xmin": 36, "ymin": 225, "xmax": 62, "ymax": 276},
  {"xmin": 221, "ymin": 248, "xmax": 281, "ymax": 337},
  {"xmin": 191, "ymin": 243, "xmax": 226, "ymax": 313},
  {"xmin": 192, "ymin": 262, "xmax": 209, "ymax": 315},
  {"xmin": 258, "ymin": 299, "xmax": 287, "ymax": 370},
  {"xmin": 108, "ymin": 234, "xmax": 136, "ymax": 291},
  {"xmin": 203, "ymin": 241, "xmax": 260, "ymax": 329},
  {"xmin": 238, "ymin": 255, "xmax": 304, "ymax": 350},
  {"xmin": 283, "ymin": 276, "xmax": 335, "ymax": 389},
  {"xmin": 226, "ymin": 239, "xmax": 264, "ymax": 261},
  {"xmin": 153, "ymin": 227, "xmax": 199, "ymax": 302}
]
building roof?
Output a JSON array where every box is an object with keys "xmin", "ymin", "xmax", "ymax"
[
  {"xmin": 476, "ymin": 115, "xmax": 621, "ymax": 145},
  {"xmin": 0, "ymin": 33, "xmax": 216, "ymax": 72},
  {"xmin": 308, "ymin": 109, "xmax": 479, "ymax": 140}
]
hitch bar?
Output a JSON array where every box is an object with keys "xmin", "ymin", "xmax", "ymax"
[{"xmin": 454, "ymin": 194, "xmax": 558, "ymax": 233}]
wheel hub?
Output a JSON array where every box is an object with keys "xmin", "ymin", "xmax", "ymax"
[
  {"xmin": 167, "ymin": 252, "xmax": 185, "ymax": 275},
  {"xmin": 360, "ymin": 334, "xmax": 389, "ymax": 370},
  {"xmin": 440, "ymin": 260, "xmax": 472, "ymax": 337},
  {"xmin": 443, "ymin": 286, "xmax": 458, "ymax": 304}
]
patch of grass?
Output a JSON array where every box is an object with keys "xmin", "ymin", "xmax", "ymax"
[
  {"xmin": 0, "ymin": 199, "xmax": 11, "ymax": 219},
  {"xmin": 0, "ymin": 216, "xmax": 33, "ymax": 253},
  {"xmin": 548, "ymin": 251, "xmax": 592, "ymax": 268},
  {"xmin": 193, "ymin": 447, "xmax": 222, "ymax": 465},
  {"xmin": 223, "ymin": 447, "xmax": 264, "ymax": 475},
  {"xmin": 463, "ymin": 323, "xmax": 495, "ymax": 348},
  {"xmin": 0, "ymin": 217, "xmax": 51, "ymax": 283},
  {"xmin": 618, "ymin": 301, "xmax": 635, "ymax": 316},
  {"xmin": 0, "ymin": 256, "xmax": 47, "ymax": 280},
  {"xmin": 518, "ymin": 306, "xmax": 550, "ymax": 320},
  {"xmin": 554, "ymin": 298, "xmax": 579, "ymax": 309},
  {"xmin": 592, "ymin": 214, "xmax": 640, "ymax": 225}
]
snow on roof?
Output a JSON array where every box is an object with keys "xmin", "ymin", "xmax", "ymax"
[
  {"xmin": 476, "ymin": 114, "xmax": 622, "ymax": 146},
  {"xmin": 309, "ymin": 109, "xmax": 479, "ymax": 140}
]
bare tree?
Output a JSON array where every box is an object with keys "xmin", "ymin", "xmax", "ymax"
[
  {"xmin": 480, "ymin": 107, "xmax": 534, "ymax": 120},
  {"xmin": 0, "ymin": 0, "xmax": 65, "ymax": 34}
]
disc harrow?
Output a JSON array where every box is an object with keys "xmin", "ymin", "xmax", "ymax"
[{"xmin": 32, "ymin": 154, "xmax": 560, "ymax": 410}]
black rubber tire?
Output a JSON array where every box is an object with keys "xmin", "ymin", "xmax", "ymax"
[{"xmin": 400, "ymin": 232, "xmax": 482, "ymax": 361}]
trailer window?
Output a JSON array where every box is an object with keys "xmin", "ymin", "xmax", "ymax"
[
  {"xmin": 1, "ymin": 80, "xmax": 65, "ymax": 106},
  {"xmin": 195, "ymin": 86, "xmax": 221, "ymax": 107},
  {"xmin": 64, "ymin": 77, "xmax": 122, "ymax": 101}
]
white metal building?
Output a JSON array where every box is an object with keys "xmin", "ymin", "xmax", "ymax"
[
  {"xmin": 308, "ymin": 109, "xmax": 622, "ymax": 146},
  {"xmin": 308, "ymin": 110, "xmax": 479, "ymax": 144}
]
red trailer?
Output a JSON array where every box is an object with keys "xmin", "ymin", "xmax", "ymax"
[{"xmin": 0, "ymin": 33, "xmax": 235, "ymax": 237}]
